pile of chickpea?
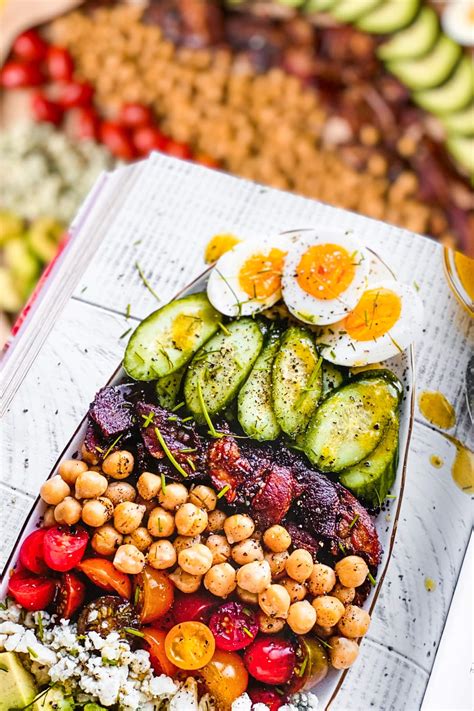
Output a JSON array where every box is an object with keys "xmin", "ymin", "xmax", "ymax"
[{"xmin": 40, "ymin": 447, "xmax": 372, "ymax": 670}]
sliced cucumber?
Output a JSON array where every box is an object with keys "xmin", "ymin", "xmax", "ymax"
[
  {"xmin": 155, "ymin": 366, "xmax": 185, "ymax": 409},
  {"xmin": 238, "ymin": 327, "xmax": 282, "ymax": 441},
  {"xmin": 333, "ymin": 0, "xmax": 383, "ymax": 24},
  {"xmin": 304, "ymin": 371, "xmax": 401, "ymax": 472},
  {"xmin": 184, "ymin": 318, "xmax": 263, "ymax": 422},
  {"xmin": 377, "ymin": 7, "xmax": 439, "ymax": 62},
  {"xmin": 357, "ymin": 0, "xmax": 421, "ymax": 34},
  {"xmin": 321, "ymin": 361, "xmax": 345, "ymax": 399},
  {"xmin": 339, "ymin": 414, "xmax": 399, "ymax": 507},
  {"xmin": 414, "ymin": 57, "xmax": 474, "ymax": 115},
  {"xmin": 272, "ymin": 326, "xmax": 322, "ymax": 439},
  {"xmin": 447, "ymin": 135, "xmax": 474, "ymax": 174},
  {"xmin": 124, "ymin": 293, "xmax": 221, "ymax": 381},
  {"xmin": 304, "ymin": 0, "xmax": 339, "ymax": 12},
  {"xmin": 387, "ymin": 35, "xmax": 461, "ymax": 91},
  {"xmin": 441, "ymin": 103, "xmax": 474, "ymax": 136}
]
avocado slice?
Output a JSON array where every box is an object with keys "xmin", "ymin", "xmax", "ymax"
[
  {"xmin": 0, "ymin": 651, "xmax": 37, "ymax": 711},
  {"xmin": 447, "ymin": 135, "xmax": 474, "ymax": 175},
  {"xmin": 33, "ymin": 686, "xmax": 75, "ymax": 710},
  {"xmin": 414, "ymin": 57, "xmax": 474, "ymax": 115},
  {"xmin": 332, "ymin": 0, "xmax": 383, "ymax": 23},
  {"xmin": 441, "ymin": 103, "xmax": 474, "ymax": 136},
  {"xmin": 387, "ymin": 35, "xmax": 461, "ymax": 91},
  {"xmin": 377, "ymin": 7, "xmax": 439, "ymax": 62},
  {"xmin": 357, "ymin": 0, "xmax": 421, "ymax": 34}
]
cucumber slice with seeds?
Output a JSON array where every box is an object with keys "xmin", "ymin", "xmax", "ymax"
[
  {"xmin": 332, "ymin": 0, "xmax": 383, "ymax": 24},
  {"xmin": 387, "ymin": 35, "xmax": 461, "ymax": 91},
  {"xmin": 377, "ymin": 7, "xmax": 439, "ymax": 62},
  {"xmin": 414, "ymin": 57, "xmax": 474, "ymax": 115},
  {"xmin": 441, "ymin": 103, "xmax": 474, "ymax": 136},
  {"xmin": 357, "ymin": 0, "xmax": 421, "ymax": 34},
  {"xmin": 321, "ymin": 361, "xmax": 345, "ymax": 399},
  {"xmin": 124, "ymin": 293, "xmax": 221, "ymax": 381},
  {"xmin": 305, "ymin": 0, "xmax": 339, "ymax": 12},
  {"xmin": 155, "ymin": 366, "xmax": 185, "ymax": 409}
]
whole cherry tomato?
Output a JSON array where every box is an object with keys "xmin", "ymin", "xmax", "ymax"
[
  {"xmin": 142, "ymin": 627, "xmax": 178, "ymax": 677},
  {"xmin": 58, "ymin": 81, "xmax": 93, "ymax": 109},
  {"xmin": 165, "ymin": 622, "xmax": 215, "ymax": 671},
  {"xmin": 77, "ymin": 558, "xmax": 131, "ymax": 599},
  {"xmin": 172, "ymin": 590, "xmax": 219, "ymax": 625},
  {"xmin": 43, "ymin": 526, "xmax": 89, "ymax": 572},
  {"xmin": 249, "ymin": 686, "xmax": 287, "ymax": 711},
  {"xmin": 209, "ymin": 602, "xmax": 258, "ymax": 651},
  {"xmin": 8, "ymin": 570, "xmax": 57, "ymax": 611},
  {"xmin": 100, "ymin": 121, "xmax": 135, "ymax": 160},
  {"xmin": 45, "ymin": 46, "xmax": 74, "ymax": 82},
  {"xmin": 133, "ymin": 566, "xmax": 174, "ymax": 623},
  {"xmin": 19, "ymin": 529, "xmax": 49, "ymax": 575},
  {"xmin": 149, "ymin": 608, "xmax": 176, "ymax": 632},
  {"xmin": 55, "ymin": 572, "xmax": 86, "ymax": 619},
  {"xmin": 198, "ymin": 649, "xmax": 249, "ymax": 707},
  {"xmin": 13, "ymin": 30, "xmax": 48, "ymax": 62},
  {"xmin": 0, "ymin": 61, "xmax": 44, "ymax": 88},
  {"xmin": 244, "ymin": 635, "xmax": 296, "ymax": 685},
  {"xmin": 118, "ymin": 103, "xmax": 153, "ymax": 128},
  {"xmin": 31, "ymin": 93, "xmax": 64, "ymax": 126},
  {"xmin": 74, "ymin": 106, "xmax": 100, "ymax": 140},
  {"xmin": 165, "ymin": 140, "xmax": 192, "ymax": 160},
  {"xmin": 132, "ymin": 126, "xmax": 167, "ymax": 156},
  {"xmin": 288, "ymin": 636, "xmax": 329, "ymax": 693}
]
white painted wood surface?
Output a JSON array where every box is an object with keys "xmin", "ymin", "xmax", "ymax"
[{"xmin": 1, "ymin": 155, "xmax": 472, "ymax": 710}]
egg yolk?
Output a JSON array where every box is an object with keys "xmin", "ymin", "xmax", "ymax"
[
  {"xmin": 296, "ymin": 244, "xmax": 356, "ymax": 300},
  {"xmin": 239, "ymin": 248, "xmax": 286, "ymax": 300},
  {"xmin": 345, "ymin": 287, "xmax": 402, "ymax": 341}
]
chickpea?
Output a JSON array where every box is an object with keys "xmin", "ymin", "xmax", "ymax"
[
  {"xmin": 263, "ymin": 525, "xmax": 291, "ymax": 553},
  {"xmin": 285, "ymin": 549, "xmax": 313, "ymax": 583},
  {"xmin": 257, "ymin": 612, "xmax": 286, "ymax": 634},
  {"xmin": 75, "ymin": 471, "xmax": 108, "ymax": 499},
  {"xmin": 81, "ymin": 443, "xmax": 99, "ymax": 466},
  {"xmin": 175, "ymin": 503, "xmax": 208, "ymax": 536},
  {"xmin": 189, "ymin": 485, "xmax": 217, "ymax": 511},
  {"xmin": 105, "ymin": 481, "xmax": 136, "ymax": 505},
  {"xmin": 113, "ymin": 502, "xmax": 146, "ymax": 534},
  {"xmin": 207, "ymin": 509, "xmax": 227, "ymax": 533},
  {"xmin": 124, "ymin": 527, "xmax": 153, "ymax": 552},
  {"xmin": 159, "ymin": 483, "xmax": 188, "ymax": 511},
  {"xmin": 335, "ymin": 556, "xmax": 369, "ymax": 588},
  {"xmin": 264, "ymin": 551, "xmax": 289, "ymax": 580},
  {"xmin": 102, "ymin": 450, "xmax": 134, "ymax": 479},
  {"xmin": 204, "ymin": 563, "xmax": 237, "ymax": 598},
  {"xmin": 113, "ymin": 544, "xmax": 145, "ymax": 574},
  {"xmin": 178, "ymin": 543, "xmax": 213, "ymax": 576},
  {"xmin": 331, "ymin": 583, "xmax": 356, "ymax": 606},
  {"xmin": 308, "ymin": 563, "xmax": 336, "ymax": 596},
  {"xmin": 281, "ymin": 576, "xmax": 307, "ymax": 603},
  {"xmin": 287, "ymin": 600, "xmax": 317, "ymax": 634},
  {"xmin": 236, "ymin": 560, "xmax": 271, "ymax": 594},
  {"xmin": 148, "ymin": 507, "xmax": 175, "ymax": 538},
  {"xmin": 258, "ymin": 584, "xmax": 291, "ymax": 619},
  {"xmin": 40, "ymin": 476, "xmax": 70, "ymax": 506},
  {"xmin": 236, "ymin": 586, "xmax": 259, "ymax": 606},
  {"xmin": 169, "ymin": 567, "xmax": 202, "ymax": 594},
  {"xmin": 338, "ymin": 605, "xmax": 371, "ymax": 638},
  {"xmin": 92, "ymin": 525, "xmax": 123, "ymax": 556},
  {"xmin": 206, "ymin": 534, "xmax": 231, "ymax": 565},
  {"xmin": 82, "ymin": 497, "xmax": 114, "ymax": 527},
  {"xmin": 148, "ymin": 540, "xmax": 177, "ymax": 570},
  {"xmin": 174, "ymin": 535, "xmax": 201, "ymax": 555},
  {"xmin": 232, "ymin": 539, "xmax": 264, "ymax": 566},
  {"xmin": 54, "ymin": 497, "xmax": 82, "ymax": 525},
  {"xmin": 329, "ymin": 636, "xmax": 359, "ymax": 670},
  {"xmin": 58, "ymin": 459, "xmax": 88, "ymax": 486},
  {"xmin": 314, "ymin": 623, "xmax": 335, "ymax": 639},
  {"xmin": 137, "ymin": 472, "xmax": 162, "ymax": 500},
  {"xmin": 42, "ymin": 507, "xmax": 56, "ymax": 528},
  {"xmin": 312, "ymin": 596, "xmax": 345, "ymax": 627},
  {"xmin": 224, "ymin": 514, "xmax": 255, "ymax": 544}
]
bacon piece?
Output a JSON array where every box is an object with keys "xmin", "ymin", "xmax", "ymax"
[
  {"xmin": 252, "ymin": 464, "xmax": 296, "ymax": 528},
  {"xmin": 334, "ymin": 484, "xmax": 382, "ymax": 568},
  {"xmin": 206, "ymin": 436, "xmax": 252, "ymax": 501}
]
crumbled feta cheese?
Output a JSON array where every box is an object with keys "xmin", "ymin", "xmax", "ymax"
[{"xmin": 231, "ymin": 693, "xmax": 253, "ymax": 710}]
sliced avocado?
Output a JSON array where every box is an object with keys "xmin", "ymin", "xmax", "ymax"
[
  {"xmin": 357, "ymin": 0, "xmax": 421, "ymax": 34},
  {"xmin": 304, "ymin": 0, "xmax": 339, "ymax": 12},
  {"xmin": 0, "ymin": 651, "xmax": 37, "ymax": 711},
  {"xmin": 447, "ymin": 135, "xmax": 474, "ymax": 175},
  {"xmin": 387, "ymin": 35, "xmax": 461, "ymax": 91},
  {"xmin": 332, "ymin": 0, "xmax": 383, "ymax": 23},
  {"xmin": 413, "ymin": 57, "xmax": 474, "ymax": 115},
  {"xmin": 377, "ymin": 7, "xmax": 439, "ymax": 62},
  {"xmin": 0, "ymin": 211, "xmax": 24, "ymax": 246},
  {"xmin": 33, "ymin": 686, "xmax": 75, "ymax": 710},
  {"xmin": 441, "ymin": 102, "xmax": 474, "ymax": 136}
]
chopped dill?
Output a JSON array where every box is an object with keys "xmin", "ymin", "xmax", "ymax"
[{"xmin": 135, "ymin": 261, "xmax": 160, "ymax": 302}]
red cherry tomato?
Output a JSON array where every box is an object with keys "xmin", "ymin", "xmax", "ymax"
[
  {"xmin": 46, "ymin": 46, "xmax": 74, "ymax": 82},
  {"xmin": 77, "ymin": 558, "xmax": 132, "ymax": 599},
  {"xmin": 43, "ymin": 526, "xmax": 89, "ymax": 572},
  {"xmin": 74, "ymin": 106, "xmax": 100, "ymax": 140},
  {"xmin": 118, "ymin": 103, "xmax": 153, "ymax": 128},
  {"xmin": 19, "ymin": 529, "xmax": 49, "ymax": 575},
  {"xmin": 209, "ymin": 602, "xmax": 258, "ymax": 651},
  {"xmin": 249, "ymin": 687, "xmax": 287, "ymax": 711},
  {"xmin": 8, "ymin": 570, "xmax": 57, "ymax": 611},
  {"xmin": 55, "ymin": 572, "xmax": 86, "ymax": 619},
  {"xmin": 31, "ymin": 93, "xmax": 64, "ymax": 126},
  {"xmin": 132, "ymin": 126, "xmax": 167, "ymax": 156},
  {"xmin": 244, "ymin": 635, "xmax": 296, "ymax": 685},
  {"xmin": 165, "ymin": 140, "xmax": 192, "ymax": 160},
  {"xmin": 142, "ymin": 627, "xmax": 178, "ymax": 677},
  {"xmin": 100, "ymin": 121, "xmax": 135, "ymax": 160},
  {"xmin": 172, "ymin": 591, "xmax": 219, "ymax": 625},
  {"xmin": 13, "ymin": 30, "xmax": 48, "ymax": 62},
  {"xmin": 58, "ymin": 81, "xmax": 93, "ymax": 109},
  {"xmin": 0, "ymin": 61, "xmax": 44, "ymax": 88}
]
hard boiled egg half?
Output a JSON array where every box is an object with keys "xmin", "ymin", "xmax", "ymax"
[
  {"xmin": 207, "ymin": 237, "xmax": 288, "ymax": 316},
  {"xmin": 316, "ymin": 279, "xmax": 424, "ymax": 366},
  {"xmin": 282, "ymin": 229, "xmax": 370, "ymax": 325}
]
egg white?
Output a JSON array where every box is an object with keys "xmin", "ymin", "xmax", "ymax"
[
  {"xmin": 442, "ymin": 0, "xmax": 474, "ymax": 46},
  {"xmin": 281, "ymin": 229, "xmax": 370, "ymax": 326},
  {"xmin": 316, "ymin": 279, "xmax": 424, "ymax": 367}
]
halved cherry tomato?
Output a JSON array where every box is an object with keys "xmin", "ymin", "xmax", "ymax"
[
  {"xmin": 58, "ymin": 81, "xmax": 93, "ymax": 109},
  {"xmin": 74, "ymin": 106, "xmax": 100, "ymax": 140},
  {"xmin": 8, "ymin": 570, "xmax": 57, "ymax": 611},
  {"xmin": 55, "ymin": 572, "xmax": 86, "ymax": 619},
  {"xmin": 0, "ymin": 61, "xmax": 44, "ymax": 88},
  {"xmin": 165, "ymin": 622, "xmax": 215, "ymax": 671},
  {"xmin": 13, "ymin": 30, "xmax": 48, "ymax": 62},
  {"xmin": 249, "ymin": 686, "xmax": 286, "ymax": 710},
  {"xmin": 77, "ymin": 558, "xmax": 131, "ymax": 599},
  {"xmin": 100, "ymin": 121, "xmax": 135, "ymax": 160},
  {"xmin": 31, "ymin": 93, "xmax": 64, "ymax": 126},
  {"xmin": 43, "ymin": 526, "xmax": 88, "ymax": 572},
  {"xmin": 209, "ymin": 602, "xmax": 258, "ymax": 651},
  {"xmin": 19, "ymin": 529, "xmax": 49, "ymax": 575},
  {"xmin": 45, "ymin": 46, "xmax": 74, "ymax": 82},
  {"xmin": 165, "ymin": 140, "xmax": 192, "ymax": 160},
  {"xmin": 118, "ymin": 103, "xmax": 153, "ymax": 128},
  {"xmin": 133, "ymin": 566, "xmax": 174, "ymax": 623},
  {"xmin": 198, "ymin": 649, "xmax": 249, "ymax": 706},
  {"xmin": 142, "ymin": 627, "xmax": 178, "ymax": 677},
  {"xmin": 132, "ymin": 126, "xmax": 167, "ymax": 156},
  {"xmin": 172, "ymin": 590, "xmax": 219, "ymax": 625}
]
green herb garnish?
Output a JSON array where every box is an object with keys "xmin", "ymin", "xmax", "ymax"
[
  {"xmin": 37, "ymin": 612, "xmax": 44, "ymax": 641},
  {"xmin": 217, "ymin": 484, "xmax": 230, "ymax": 499},
  {"xmin": 367, "ymin": 572, "xmax": 377, "ymax": 587},
  {"xmin": 171, "ymin": 401, "xmax": 185, "ymax": 412},
  {"xmin": 102, "ymin": 434, "xmax": 122, "ymax": 461},
  {"xmin": 348, "ymin": 514, "xmax": 359, "ymax": 530},
  {"xmin": 119, "ymin": 327, "xmax": 132, "ymax": 340},
  {"xmin": 154, "ymin": 426, "xmax": 188, "ymax": 478},
  {"xmin": 338, "ymin": 542, "xmax": 346, "ymax": 555},
  {"xmin": 141, "ymin": 411, "xmax": 155, "ymax": 428},
  {"xmin": 123, "ymin": 627, "xmax": 144, "ymax": 638},
  {"xmin": 218, "ymin": 322, "xmax": 231, "ymax": 336},
  {"xmin": 197, "ymin": 379, "xmax": 222, "ymax": 439}
]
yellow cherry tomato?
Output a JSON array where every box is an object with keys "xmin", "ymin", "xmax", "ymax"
[{"xmin": 165, "ymin": 621, "xmax": 215, "ymax": 670}]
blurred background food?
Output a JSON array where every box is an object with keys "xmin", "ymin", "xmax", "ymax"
[{"xmin": 0, "ymin": 0, "xmax": 473, "ymax": 340}]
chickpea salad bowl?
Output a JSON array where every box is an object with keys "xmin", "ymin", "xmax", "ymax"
[{"xmin": 0, "ymin": 230, "xmax": 418, "ymax": 711}]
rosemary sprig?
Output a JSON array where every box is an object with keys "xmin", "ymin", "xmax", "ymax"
[
  {"xmin": 135, "ymin": 261, "xmax": 160, "ymax": 302},
  {"xmin": 154, "ymin": 426, "xmax": 188, "ymax": 478}
]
